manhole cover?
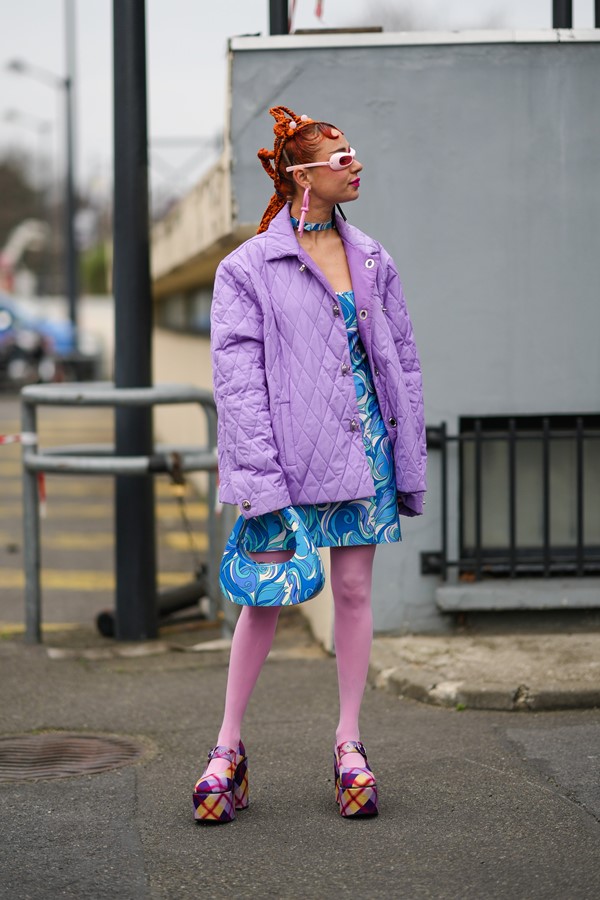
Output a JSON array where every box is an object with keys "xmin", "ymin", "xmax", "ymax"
[{"xmin": 0, "ymin": 733, "xmax": 145, "ymax": 782}]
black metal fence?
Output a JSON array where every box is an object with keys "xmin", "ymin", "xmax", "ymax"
[{"xmin": 423, "ymin": 416, "xmax": 600, "ymax": 581}]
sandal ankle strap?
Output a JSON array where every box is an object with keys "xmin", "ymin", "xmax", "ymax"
[
  {"xmin": 207, "ymin": 745, "xmax": 237, "ymax": 764},
  {"xmin": 337, "ymin": 740, "xmax": 367, "ymax": 759}
]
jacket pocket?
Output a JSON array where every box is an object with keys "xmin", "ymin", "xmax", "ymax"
[{"xmin": 279, "ymin": 401, "xmax": 297, "ymax": 468}]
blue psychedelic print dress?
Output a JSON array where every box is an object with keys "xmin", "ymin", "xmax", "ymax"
[{"xmin": 244, "ymin": 290, "xmax": 401, "ymax": 550}]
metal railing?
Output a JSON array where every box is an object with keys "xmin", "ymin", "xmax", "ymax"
[
  {"xmin": 423, "ymin": 417, "xmax": 600, "ymax": 581},
  {"xmin": 20, "ymin": 382, "xmax": 237, "ymax": 643}
]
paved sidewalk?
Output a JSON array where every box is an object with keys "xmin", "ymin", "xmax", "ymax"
[
  {"xmin": 369, "ymin": 632, "xmax": 600, "ymax": 712},
  {"xmin": 20, "ymin": 619, "xmax": 600, "ymax": 714}
]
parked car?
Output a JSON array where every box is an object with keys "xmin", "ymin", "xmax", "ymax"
[{"xmin": 0, "ymin": 294, "xmax": 101, "ymax": 387}]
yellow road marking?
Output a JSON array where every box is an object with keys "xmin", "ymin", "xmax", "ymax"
[
  {"xmin": 0, "ymin": 463, "xmax": 22, "ymax": 476},
  {"xmin": 0, "ymin": 501, "xmax": 208, "ymax": 520},
  {"xmin": 163, "ymin": 532, "xmax": 208, "ymax": 552},
  {"xmin": 0, "ymin": 531, "xmax": 207, "ymax": 550},
  {"xmin": 0, "ymin": 480, "xmax": 197, "ymax": 498},
  {"xmin": 0, "ymin": 569, "xmax": 194, "ymax": 590},
  {"xmin": 0, "ymin": 622, "xmax": 81, "ymax": 636}
]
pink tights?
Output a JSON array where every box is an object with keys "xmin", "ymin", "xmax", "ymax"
[{"xmin": 205, "ymin": 544, "xmax": 376, "ymax": 775}]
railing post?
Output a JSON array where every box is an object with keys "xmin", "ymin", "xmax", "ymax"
[
  {"xmin": 576, "ymin": 416, "xmax": 584, "ymax": 577},
  {"xmin": 474, "ymin": 418, "xmax": 483, "ymax": 580},
  {"xmin": 542, "ymin": 417, "xmax": 551, "ymax": 577},
  {"xmin": 21, "ymin": 399, "xmax": 41, "ymax": 643},
  {"xmin": 440, "ymin": 422, "xmax": 448, "ymax": 581},
  {"xmin": 508, "ymin": 418, "xmax": 517, "ymax": 578}
]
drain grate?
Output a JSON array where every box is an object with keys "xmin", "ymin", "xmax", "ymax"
[{"xmin": 0, "ymin": 733, "xmax": 145, "ymax": 782}]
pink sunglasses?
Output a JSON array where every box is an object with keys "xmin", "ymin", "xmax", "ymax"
[{"xmin": 285, "ymin": 148, "xmax": 356, "ymax": 173}]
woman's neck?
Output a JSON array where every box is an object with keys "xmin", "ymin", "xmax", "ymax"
[{"xmin": 289, "ymin": 198, "xmax": 334, "ymax": 226}]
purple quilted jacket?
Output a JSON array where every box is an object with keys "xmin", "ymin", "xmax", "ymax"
[{"xmin": 211, "ymin": 205, "xmax": 427, "ymax": 519}]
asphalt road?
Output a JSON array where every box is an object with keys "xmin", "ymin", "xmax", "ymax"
[{"xmin": 1, "ymin": 635, "xmax": 599, "ymax": 900}]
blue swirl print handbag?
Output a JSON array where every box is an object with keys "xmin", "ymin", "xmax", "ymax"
[{"xmin": 219, "ymin": 507, "xmax": 325, "ymax": 607}]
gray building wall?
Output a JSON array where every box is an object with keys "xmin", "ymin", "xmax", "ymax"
[{"xmin": 228, "ymin": 32, "xmax": 600, "ymax": 633}]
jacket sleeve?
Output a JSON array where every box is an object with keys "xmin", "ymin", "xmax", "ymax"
[
  {"xmin": 381, "ymin": 251, "xmax": 427, "ymax": 517},
  {"xmin": 211, "ymin": 257, "xmax": 292, "ymax": 519}
]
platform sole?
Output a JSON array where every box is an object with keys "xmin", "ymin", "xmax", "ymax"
[{"xmin": 336, "ymin": 782, "xmax": 379, "ymax": 817}]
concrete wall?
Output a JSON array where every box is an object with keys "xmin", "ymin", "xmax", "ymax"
[{"xmin": 228, "ymin": 31, "xmax": 600, "ymax": 633}]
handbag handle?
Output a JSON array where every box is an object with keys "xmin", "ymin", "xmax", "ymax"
[{"xmin": 234, "ymin": 507, "xmax": 300, "ymax": 563}]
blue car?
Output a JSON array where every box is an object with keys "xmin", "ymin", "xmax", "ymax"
[{"xmin": 0, "ymin": 294, "xmax": 75, "ymax": 386}]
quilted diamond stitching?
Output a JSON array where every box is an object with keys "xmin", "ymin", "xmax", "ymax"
[{"xmin": 210, "ymin": 207, "xmax": 426, "ymax": 516}]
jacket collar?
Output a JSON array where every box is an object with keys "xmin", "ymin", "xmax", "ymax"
[{"xmin": 263, "ymin": 204, "xmax": 379, "ymax": 262}]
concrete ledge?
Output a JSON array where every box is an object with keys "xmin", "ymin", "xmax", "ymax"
[
  {"xmin": 369, "ymin": 633, "xmax": 600, "ymax": 711},
  {"xmin": 436, "ymin": 578, "xmax": 600, "ymax": 612}
]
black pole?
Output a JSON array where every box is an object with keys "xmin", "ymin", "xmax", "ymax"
[
  {"xmin": 112, "ymin": 0, "xmax": 157, "ymax": 641},
  {"xmin": 269, "ymin": 0, "xmax": 289, "ymax": 34},
  {"xmin": 552, "ymin": 0, "xmax": 572, "ymax": 28},
  {"xmin": 64, "ymin": 0, "xmax": 78, "ymax": 333},
  {"xmin": 596, "ymin": 0, "xmax": 600, "ymax": 27}
]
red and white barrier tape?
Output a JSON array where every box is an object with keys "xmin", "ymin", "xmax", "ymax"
[
  {"xmin": 0, "ymin": 432, "xmax": 37, "ymax": 446},
  {"xmin": 0, "ymin": 432, "xmax": 46, "ymax": 515},
  {"xmin": 37, "ymin": 472, "xmax": 47, "ymax": 519}
]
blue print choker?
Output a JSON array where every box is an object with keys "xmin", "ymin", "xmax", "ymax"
[{"xmin": 290, "ymin": 215, "xmax": 334, "ymax": 232}]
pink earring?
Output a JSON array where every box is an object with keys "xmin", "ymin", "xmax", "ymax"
[{"xmin": 297, "ymin": 184, "xmax": 311, "ymax": 234}]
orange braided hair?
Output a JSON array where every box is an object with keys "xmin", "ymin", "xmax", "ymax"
[{"xmin": 256, "ymin": 106, "xmax": 339, "ymax": 234}]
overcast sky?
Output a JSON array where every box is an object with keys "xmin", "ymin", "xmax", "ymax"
[{"xmin": 0, "ymin": 0, "xmax": 596, "ymax": 204}]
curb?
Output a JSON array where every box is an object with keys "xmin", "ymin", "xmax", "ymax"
[{"xmin": 368, "ymin": 661, "xmax": 600, "ymax": 712}]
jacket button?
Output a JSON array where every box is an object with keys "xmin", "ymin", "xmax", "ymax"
[
  {"xmin": 381, "ymin": 306, "xmax": 388, "ymax": 313},
  {"xmin": 341, "ymin": 363, "xmax": 350, "ymax": 375},
  {"xmin": 365, "ymin": 259, "xmax": 375, "ymax": 269},
  {"xmin": 299, "ymin": 264, "xmax": 306, "ymax": 272},
  {"xmin": 388, "ymin": 417, "xmax": 397, "ymax": 428},
  {"xmin": 350, "ymin": 419, "xmax": 359, "ymax": 432},
  {"xmin": 374, "ymin": 367, "xmax": 380, "ymax": 376},
  {"xmin": 241, "ymin": 500, "xmax": 252, "ymax": 511},
  {"xmin": 359, "ymin": 309, "xmax": 368, "ymax": 320},
  {"xmin": 332, "ymin": 305, "xmax": 340, "ymax": 317}
]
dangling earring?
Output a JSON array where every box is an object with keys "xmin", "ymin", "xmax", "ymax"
[{"xmin": 297, "ymin": 184, "xmax": 311, "ymax": 235}]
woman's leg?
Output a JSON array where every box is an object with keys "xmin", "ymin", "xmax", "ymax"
[
  {"xmin": 330, "ymin": 544, "xmax": 377, "ymax": 767},
  {"xmin": 203, "ymin": 549, "xmax": 292, "ymax": 776}
]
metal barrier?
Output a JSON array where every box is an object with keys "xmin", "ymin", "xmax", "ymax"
[
  {"xmin": 20, "ymin": 382, "xmax": 237, "ymax": 643},
  {"xmin": 423, "ymin": 417, "xmax": 600, "ymax": 581}
]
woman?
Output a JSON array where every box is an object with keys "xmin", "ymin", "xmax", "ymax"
[{"xmin": 193, "ymin": 106, "xmax": 426, "ymax": 823}]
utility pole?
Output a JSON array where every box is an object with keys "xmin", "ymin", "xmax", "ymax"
[
  {"xmin": 270, "ymin": 0, "xmax": 289, "ymax": 35},
  {"xmin": 552, "ymin": 0, "xmax": 572, "ymax": 27},
  {"xmin": 64, "ymin": 0, "xmax": 78, "ymax": 333},
  {"xmin": 112, "ymin": 0, "xmax": 157, "ymax": 641}
]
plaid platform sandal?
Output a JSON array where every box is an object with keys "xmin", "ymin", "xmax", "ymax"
[
  {"xmin": 193, "ymin": 740, "xmax": 249, "ymax": 823},
  {"xmin": 334, "ymin": 740, "xmax": 379, "ymax": 817}
]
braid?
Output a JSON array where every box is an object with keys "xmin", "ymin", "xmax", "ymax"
[{"xmin": 256, "ymin": 106, "xmax": 319, "ymax": 234}]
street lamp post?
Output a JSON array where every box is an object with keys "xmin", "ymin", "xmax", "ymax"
[{"xmin": 6, "ymin": 14, "xmax": 79, "ymax": 331}]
